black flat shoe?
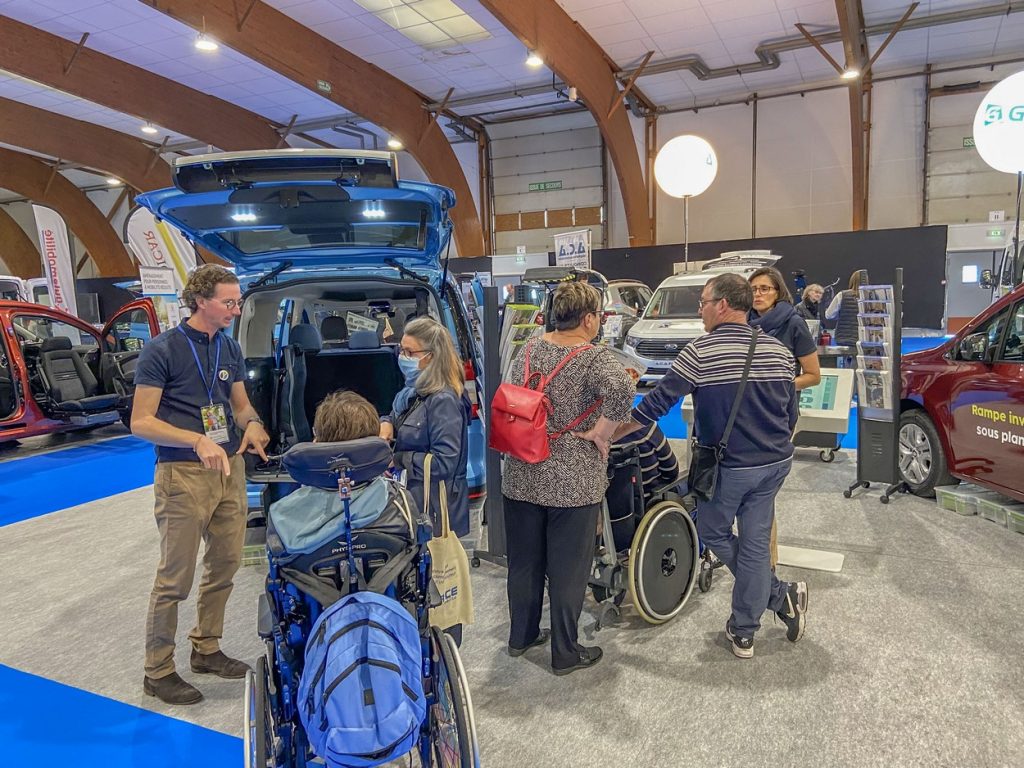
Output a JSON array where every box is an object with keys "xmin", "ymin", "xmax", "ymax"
[
  {"xmin": 552, "ymin": 645, "xmax": 603, "ymax": 676},
  {"xmin": 508, "ymin": 629, "xmax": 551, "ymax": 657}
]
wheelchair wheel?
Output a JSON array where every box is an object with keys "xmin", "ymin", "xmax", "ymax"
[
  {"xmin": 429, "ymin": 627, "xmax": 480, "ymax": 768},
  {"xmin": 244, "ymin": 656, "xmax": 273, "ymax": 768},
  {"xmin": 627, "ymin": 500, "xmax": 699, "ymax": 625}
]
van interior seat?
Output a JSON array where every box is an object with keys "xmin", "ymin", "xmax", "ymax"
[
  {"xmin": 38, "ymin": 337, "xmax": 118, "ymax": 412},
  {"xmin": 320, "ymin": 315, "xmax": 348, "ymax": 348},
  {"xmin": 279, "ymin": 323, "xmax": 322, "ymax": 445},
  {"xmin": 303, "ymin": 330, "xmax": 403, "ymax": 423}
]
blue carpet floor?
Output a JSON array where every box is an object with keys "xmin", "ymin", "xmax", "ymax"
[
  {"xmin": 0, "ymin": 437, "xmax": 155, "ymax": 528},
  {"xmin": 0, "ymin": 665, "xmax": 240, "ymax": 768}
]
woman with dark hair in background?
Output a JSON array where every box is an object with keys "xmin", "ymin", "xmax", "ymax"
[
  {"xmin": 748, "ymin": 267, "xmax": 821, "ymax": 391},
  {"xmin": 825, "ymin": 270, "xmax": 865, "ymax": 346},
  {"xmin": 796, "ymin": 283, "xmax": 824, "ymax": 322}
]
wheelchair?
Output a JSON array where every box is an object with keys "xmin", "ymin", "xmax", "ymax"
[
  {"xmin": 244, "ymin": 437, "xmax": 480, "ymax": 768},
  {"xmin": 588, "ymin": 444, "xmax": 723, "ymax": 629}
]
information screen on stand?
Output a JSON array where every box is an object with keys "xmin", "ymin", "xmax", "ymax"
[{"xmin": 799, "ymin": 375, "xmax": 839, "ymax": 411}]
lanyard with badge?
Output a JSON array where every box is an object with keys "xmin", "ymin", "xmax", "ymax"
[{"xmin": 178, "ymin": 327, "xmax": 230, "ymax": 444}]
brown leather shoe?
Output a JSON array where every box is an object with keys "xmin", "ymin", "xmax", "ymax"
[
  {"xmin": 143, "ymin": 673, "xmax": 203, "ymax": 705},
  {"xmin": 190, "ymin": 649, "xmax": 251, "ymax": 679}
]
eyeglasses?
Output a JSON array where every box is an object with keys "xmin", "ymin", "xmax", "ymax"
[
  {"xmin": 212, "ymin": 298, "xmax": 244, "ymax": 310},
  {"xmin": 751, "ymin": 285, "xmax": 777, "ymax": 295},
  {"xmin": 399, "ymin": 346, "xmax": 430, "ymax": 359},
  {"xmin": 697, "ymin": 297, "xmax": 716, "ymax": 310}
]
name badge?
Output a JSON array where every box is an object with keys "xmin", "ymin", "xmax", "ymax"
[{"xmin": 201, "ymin": 403, "xmax": 230, "ymax": 444}]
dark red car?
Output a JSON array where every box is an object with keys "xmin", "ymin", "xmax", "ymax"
[
  {"xmin": 899, "ymin": 284, "xmax": 1024, "ymax": 502},
  {"xmin": 0, "ymin": 298, "xmax": 159, "ymax": 443}
]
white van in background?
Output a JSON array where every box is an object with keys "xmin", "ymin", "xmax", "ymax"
[
  {"xmin": 25, "ymin": 278, "xmax": 51, "ymax": 306},
  {"xmin": 0, "ymin": 276, "xmax": 28, "ymax": 302},
  {"xmin": 623, "ymin": 251, "xmax": 778, "ymax": 384}
]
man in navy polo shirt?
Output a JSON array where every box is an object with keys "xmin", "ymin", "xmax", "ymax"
[
  {"xmin": 613, "ymin": 273, "xmax": 808, "ymax": 659},
  {"xmin": 132, "ymin": 264, "xmax": 269, "ymax": 705}
]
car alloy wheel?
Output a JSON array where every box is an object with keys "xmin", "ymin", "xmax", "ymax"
[{"xmin": 899, "ymin": 423, "xmax": 932, "ymax": 486}]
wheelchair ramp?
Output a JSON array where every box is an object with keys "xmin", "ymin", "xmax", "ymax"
[{"xmin": 776, "ymin": 544, "xmax": 845, "ymax": 572}]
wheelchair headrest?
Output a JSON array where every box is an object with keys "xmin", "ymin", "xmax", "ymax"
[
  {"xmin": 289, "ymin": 323, "xmax": 322, "ymax": 353},
  {"xmin": 282, "ymin": 437, "xmax": 392, "ymax": 490},
  {"xmin": 41, "ymin": 336, "xmax": 73, "ymax": 353},
  {"xmin": 348, "ymin": 329, "xmax": 379, "ymax": 350},
  {"xmin": 320, "ymin": 315, "xmax": 348, "ymax": 341}
]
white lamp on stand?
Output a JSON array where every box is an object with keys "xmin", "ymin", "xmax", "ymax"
[
  {"xmin": 653, "ymin": 134, "xmax": 719, "ymax": 272},
  {"xmin": 972, "ymin": 69, "xmax": 1024, "ymax": 287}
]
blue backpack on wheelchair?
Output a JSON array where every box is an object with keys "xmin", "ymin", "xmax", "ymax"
[{"xmin": 298, "ymin": 590, "xmax": 426, "ymax": 768}]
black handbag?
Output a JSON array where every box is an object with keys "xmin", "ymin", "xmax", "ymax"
[{"xmin": 687, "ymin": 329, "xmax": 760, "ymax": 502}]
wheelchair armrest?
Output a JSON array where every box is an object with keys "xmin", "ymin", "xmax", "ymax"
[{"xmin": 258, "ymin": 593, "xmax": 273, "ymax": 639}]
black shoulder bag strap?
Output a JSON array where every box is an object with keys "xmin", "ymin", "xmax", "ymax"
[{"xmin": 717, "ymin": 328, "xmax": 760, "ymax": 459}]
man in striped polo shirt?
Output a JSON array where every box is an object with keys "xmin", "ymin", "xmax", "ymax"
[{"xmin": 615, "ymin": 273, "xmax": 807, "ymax": 658}]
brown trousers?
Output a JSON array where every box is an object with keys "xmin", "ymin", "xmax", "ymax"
[{"xmin": 145, "ymin": 453, "xmax": 246, "ymax": 679}]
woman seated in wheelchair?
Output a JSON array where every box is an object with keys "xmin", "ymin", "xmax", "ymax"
[{"xmin": 253, "ymin": 391, "xmax": 479, "ymax": 768}]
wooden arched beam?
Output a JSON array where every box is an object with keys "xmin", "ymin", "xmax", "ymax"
[
  {"xmin": 478, "ymin": 0, "xmax": 652, "ymax": 246},
  {"xmin": 142, "ymin": 0, "xmax": 487, "ymax": 258},
  {"xmin": 0, "ymin": 14, "xmax": 280, "ymax": 151},
  {"xmin": 0, "ymin": 207, "xmax": 41, "ymax": 278},
  {"xmin": 0, "ymin": 148, "xmax": 135, "ymax": 276},
  {"xmin": 0, "ymin": 97, "xmax": 171, "ymax": 192}
]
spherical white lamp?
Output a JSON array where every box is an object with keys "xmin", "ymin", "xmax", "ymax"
[
  {"xmin": 654, "ymin": 135, "xmax": 719, "ymax": 270},
  {"xmin": 973, "ymin": 70, "xmax": 1024, "ymax": 289},
  {"xmin": 972, "ymin": 70, "xmax": 1024, "ymax": 174}
]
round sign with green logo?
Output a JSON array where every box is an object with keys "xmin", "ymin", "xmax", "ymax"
[{"xmin": 973, "ymin": 69, "xmax": 1024, "ymax": 174}]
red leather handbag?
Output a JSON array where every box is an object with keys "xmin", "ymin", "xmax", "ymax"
[{"xmin": 489, "ymin": 342, "xmax": 601, "ymax": 464}]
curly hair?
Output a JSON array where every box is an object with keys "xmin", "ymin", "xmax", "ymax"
[{"xmin": 181, "ymin": 264, "xmax": 239, "ymax": 311}]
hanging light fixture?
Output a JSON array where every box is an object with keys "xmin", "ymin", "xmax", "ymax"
[
  {"xmin": 195, "ymin": 16, "xmax": 219, "ymax": 51},
  {"xmin": 525, "ymin": 49, "xmax": 543, "ymax": 68},
  {"xmin": 840, "ymin": 67, "xmax": 860, "ymax": 80},
  {"xmin": 140, "ymin": 122, "xmax": 159, "ymax": 135},
  {"xmin": 106, "ymin": 177, "xmax": 122, "ymax": 186},
  {"xmin": 387, "ymin": 136, "xmax": 403, "ymax": 150}
]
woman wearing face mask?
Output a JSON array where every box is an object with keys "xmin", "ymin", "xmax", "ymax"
[{"xmin": 379, "ymin": 316, "xmax": 471, "ymax": 539}]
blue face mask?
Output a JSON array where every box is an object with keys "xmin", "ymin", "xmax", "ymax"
[{"xmin": 398, "ymin": 354, "xmax": 422, "ymax": 385}]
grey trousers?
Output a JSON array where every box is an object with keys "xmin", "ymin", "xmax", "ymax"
[{"xmin": 695, "ymin": 458, "xmax": 792, "ymax": 639}]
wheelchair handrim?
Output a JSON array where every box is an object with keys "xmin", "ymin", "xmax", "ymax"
[{"xmin": 627, "ymin": 500, "xmax": 699, "ymax": 624}]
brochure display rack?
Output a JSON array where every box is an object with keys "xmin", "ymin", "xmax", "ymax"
[
  {"xmin": 844, "ymin": 268, "xmax": 905, "ymax": 504},
  {"xmin": 499, "ymin": 303, "xmax": 542, "ymax": 377}
]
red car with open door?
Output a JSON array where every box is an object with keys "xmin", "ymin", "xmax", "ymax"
[
  {"xmin": 899, "ymin": 283, "xmax": 1024, "ymax": 502},
  {"xmin": 0, "ymin": 298, "xmax": 160, "ymax": 443}
]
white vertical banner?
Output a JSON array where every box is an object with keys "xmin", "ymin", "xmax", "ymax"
[
  {"xmin": 553, "ymin": 229, "xmax": 592, "ymax": 270},
  {"xmin": 32, "ymin": 205, "xmax": 78, "ymax": 316},
  {"xmin": 125, "ymin": 206, "xmax": 197, "ymax": 292}
]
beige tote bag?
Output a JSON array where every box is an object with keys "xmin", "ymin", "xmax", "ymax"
[{"xmin": 423, "ymin": 454, "xmax": 474, "ymax": 629}]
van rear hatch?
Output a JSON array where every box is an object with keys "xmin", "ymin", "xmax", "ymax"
[{"xmin": 134, "ymin": 150, "xmax": 454, "ymax": 276}]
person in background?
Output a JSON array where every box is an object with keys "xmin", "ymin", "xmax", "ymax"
[
  {"xmin": 796, "ymin": 283, "xmax": 824, "ymax": 322},
  {"xmin": 825, "ymin": 270, "xmax": 865, "ymax": 346},
  {"xmin": 502, "ymin": 281, "xmax": 635, "ymax": 676},
  {"xmin": 748, "ymin": 268, "xmax": 821, "ymax": 391},
  {"xmin": 616, "ymin": 273, "xmax": 806, "ymax": 660},
  {"xmin": 132, "ymin": 264, "xmax": 270, "ymax": 706}
]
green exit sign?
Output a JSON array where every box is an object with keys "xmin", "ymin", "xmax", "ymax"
[
  {"xmin": 988, "ymin": 228, "xmax": 1005, "ymax": 237},
  {"xmin": 528, "ymin": 180, "xmax": 562, "ymax": 192},
  {"xmin": 963, "ymin": 136, "xmax": 976, "ymax": 148},
  {"xmin": 316, "ymin": 79, "xmax": 333, "ymax": 94}
]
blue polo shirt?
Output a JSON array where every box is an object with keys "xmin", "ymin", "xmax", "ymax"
[{"xmin": 135, "ymin": 319, "xmax": 246, "ymax": 463}]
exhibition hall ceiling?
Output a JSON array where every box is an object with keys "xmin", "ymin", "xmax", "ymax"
[{"xmin": 0, "ymin": 0, "xmax": 1021, "ymax": 195}]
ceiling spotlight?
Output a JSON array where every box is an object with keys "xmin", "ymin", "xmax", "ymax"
[
  {"xmin": 387, "ymin": 136, "xmax": 403, "ymax": 150},
  {"xmin": 140, "ymin": 122, "xmax": 159, "ymax": 135},
  {"xmin": 841, "ymin": 68, "xmax": 860, "ymax": 80},
  {"xmin": 106, "ymin": 177, "xmax": 122, "ymax": 186},
  {"xmin": 526, "ymin": 49, "xmax": 543, "ymax": 68},
  {"xmin": 195, "ymin": 16, "xmax": 218, "ymax": 51},
  {"xmin": 195, "ymin": 33, "xmax": 219, "ymax": 52}
]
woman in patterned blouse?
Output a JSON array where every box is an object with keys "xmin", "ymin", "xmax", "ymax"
[{"xmin": 502, "ymin": 281, "xmax": 635, "ymax": 676}]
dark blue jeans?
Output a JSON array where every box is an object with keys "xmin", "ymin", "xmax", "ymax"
[{"xmin": 696, "ymin": 458, "xmax": 792, "ymax": 639}]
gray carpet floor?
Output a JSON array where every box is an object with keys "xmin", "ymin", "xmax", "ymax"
[{"xmin": 2, "ymin": 447, "xmax": 1023, "ymax": 767}]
